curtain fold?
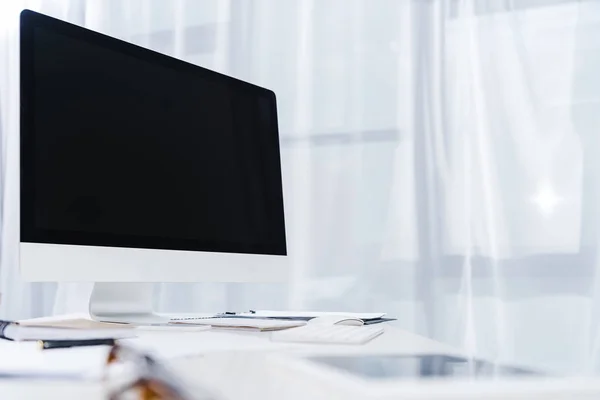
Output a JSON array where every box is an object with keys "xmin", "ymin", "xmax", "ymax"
[{"xmin": 2, "ymin": 0, "xmax": 600, "ymax": 374}]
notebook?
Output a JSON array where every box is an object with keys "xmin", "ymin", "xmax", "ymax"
[
  {"xmin": 245, "ymin": 310, "xmax": 387, "ymax": 320},
  {"xmin": 0, "ymin": 320, "xmax": 135, "ymax": 341},
  {"xmin": 241, "ymin": 310, "xmax": 395, "ymax": 325},
  {"xmin": 171, "ymin": 311, "xmax": 395, "ymax": 325},
  {"xmin": 170, "ymin": 318, "xmax": 306, "ymax": 332}
]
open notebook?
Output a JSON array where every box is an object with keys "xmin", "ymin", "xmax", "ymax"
[{"xmin": 170, "ymin": 318, "xmax": 306, "ymax": 332}]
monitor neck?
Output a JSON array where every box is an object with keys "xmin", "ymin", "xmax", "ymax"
[{"xmin": 89, "ymin": 282, "xmax": 169, "ymax": 324}]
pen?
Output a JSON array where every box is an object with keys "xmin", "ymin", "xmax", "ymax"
[{"xmin": 39, "ymin": 338, "xmax": 116, "ymax": 350}]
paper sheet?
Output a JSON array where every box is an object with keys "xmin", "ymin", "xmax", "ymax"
[
  {"xmin": 0, "ymin": 340, "xmax": 110, "ymax": 379},
  {"xmin": 171, "ymin": 318, "xmax": 305, "ymax": 331},
  {"xmin": 243, "ymin": 310, "xmax": 387, "ymax": 320}
]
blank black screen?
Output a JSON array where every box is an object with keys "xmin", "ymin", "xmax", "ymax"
[{"xmin": 21, "ymin": 12, "xmax": 286, "ymax": 255}]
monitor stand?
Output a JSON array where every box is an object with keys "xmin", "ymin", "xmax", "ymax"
[{"xmin": 89, "ymin": 282, "xmax": 170, "ymax": 325}]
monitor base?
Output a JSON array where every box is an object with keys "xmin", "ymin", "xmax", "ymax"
[{"xmin": 89, "ymin": 282, "xmax": 170, "ymax": 324}]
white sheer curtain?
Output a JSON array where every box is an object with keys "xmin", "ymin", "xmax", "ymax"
[{"xmin": 2, "ymin": 0, "xmax": 600, "ymax": 374}]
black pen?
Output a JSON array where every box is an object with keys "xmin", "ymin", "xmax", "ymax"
[{"xmin": 39, "ymin": 338, "xmax": 116, "ymax": 350}]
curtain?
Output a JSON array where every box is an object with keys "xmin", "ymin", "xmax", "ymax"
[{"xmin": 2, "ymin": 0, "xmax": 600, "ymax": 374}]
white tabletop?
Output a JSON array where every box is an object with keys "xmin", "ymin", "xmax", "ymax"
[
  {"xmin": 4, "ymin": 315, "xmax": 599, "ymax": 400},
  {"xmin": 164, "ymin": 326, "xmax": 600, "ymax": 400},
  {"xmin": 170, "ymin": 324, "xmax": 464, "ymax": 400},
  {"xmin": 0, "ymin": 315, "xmax": 456, "ymax": 399}
]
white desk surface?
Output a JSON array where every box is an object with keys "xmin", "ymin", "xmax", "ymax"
[
  {"xmin": 0, "ymin": 314, "xmax": 457, "ymax": 399},
  {"xmin": 172, "ymin": 324, "xmax": 466, "ymax": 400},
  {"xmin": 4, "ymin": 315, "xmax": 599, "ymax": 400}
]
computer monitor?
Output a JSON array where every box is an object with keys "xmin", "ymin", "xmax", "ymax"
[{"xmin": 19, "ymin": 10, "xmax": 289, "ymax": 324}]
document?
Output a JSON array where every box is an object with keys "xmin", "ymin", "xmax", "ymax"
[
  {"xmin": 171, "ymin": 318, "xmax": 305, "ymax": 331},
  {"xmin": 243, "ymin": 310, "xmax": 387, "ymax": 320}
]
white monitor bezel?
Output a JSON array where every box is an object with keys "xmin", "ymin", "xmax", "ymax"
[{"xmin": 20, "ymin": 242, "xmax": 289, "ymax": 282}]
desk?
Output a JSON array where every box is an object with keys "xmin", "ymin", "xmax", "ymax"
[
  {"xmin": 5, "ymin": 316, "xmax": 600, "ymax": 400},
  {"xmin": 1, "ymin": 315, "xmax": 457, "ymax": 399},
  {"xmin": 169, "ymin": 327, "xmax": 600, "ymax": 400},
  {"xmin": 171, "ymin": 325, "xmax": 464, "ymax": 400}
]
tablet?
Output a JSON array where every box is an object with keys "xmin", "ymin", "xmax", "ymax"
[{"xmin": 306, "ymin": 354, "xmax": 541, "ymax": 380}]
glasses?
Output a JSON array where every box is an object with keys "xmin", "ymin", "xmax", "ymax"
[{"xmin": 104, "ymin": 343, "xmax": 217, "ymax": 400}]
